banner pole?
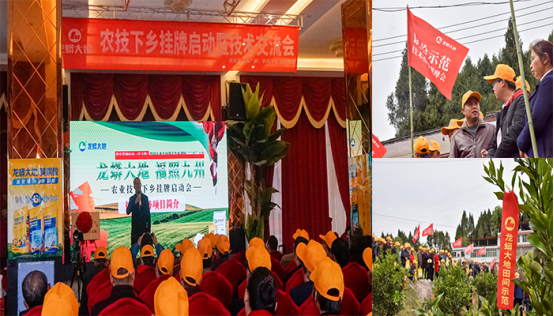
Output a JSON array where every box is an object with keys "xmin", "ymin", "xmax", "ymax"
[
  {"xmin": 509, "ymin": 0, "xmax": 539, "ymax": 158},
  {"xmin": 409, "ymin": 66, "xmax": 414, "ymax": 158}
]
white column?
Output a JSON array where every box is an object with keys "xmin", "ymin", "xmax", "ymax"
[{"xmin": 269, "ymin": 120, "xmax": 283, "ymax": 247}]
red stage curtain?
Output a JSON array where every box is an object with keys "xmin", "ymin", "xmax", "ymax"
[
  {"xmin": 303, "ymin": 78, "xmax": 332, "ymax": 122},
  {"xmin": 148, "ymin": 75, "xmax": 182, "ymax": 120},
  {"xmin": 113, "ymin": 74, "xmax": 149, "ymax": 120},
  {"xmin": 328, "ymin": 112, "xmax": 351, "ymax": 227},
  {"xmin": 71, "ymin": 74, "xmax": 221, "ymax": 121},
  {"xmin": 272, "ymin": 77, "xmax": 303, "ymax": 121},
  {"xmin": 242, "ymin": 76, "xmax": 274, "ymax": 108},
  {"xmin": 331, "ymin": 78, "xmax": 347, "ymax": 122},
  {"xmin": 281, "ymin": 113, "xmax": 331, "ymax": 250}
]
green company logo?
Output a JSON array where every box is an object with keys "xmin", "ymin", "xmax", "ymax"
[{"xmin": 79, "ymin": 141, "xmax": 86, "ymax": 152}]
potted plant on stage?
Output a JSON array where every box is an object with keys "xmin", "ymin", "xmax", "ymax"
[{"xmin": 227, "ymin": 83, "xmax": 289, "ymax": 241}]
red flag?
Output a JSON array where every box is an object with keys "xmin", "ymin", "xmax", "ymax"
[
  {"xmin": 497, "ymin": 191, "xmax": 519, "ymax": 310},
  {"xmin": 452, "ymin": 237, "xmax": 462, "ymax": 248},
  {"xmin": 407, "ymin": 8, "xmax": 469, "ymax": 100},
  {"xmin": 413, "ymin": 224, "xmax": 420, "ymax": 244},
  {"xmin": 372, "ymin": 134, "xmax": 387, "ymax": 158},
  {"xmin": 477, "ymin": 246, "xmax": 486, "ymax": 256},
  {"xmin": 464, "ymin": 244, "xmax": 474, "ymax": 254},
  {"xmin": 491, "ymin": 257, "xmax": 496, "ymax": 268},
  {"xmin": 422, "ymin": 224, "xmax": 433, "ymax": 237}
]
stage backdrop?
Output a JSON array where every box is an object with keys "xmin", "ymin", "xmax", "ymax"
[{"xmin": 70, "ymin": 121, "xmax": 228, "ymax": 256}]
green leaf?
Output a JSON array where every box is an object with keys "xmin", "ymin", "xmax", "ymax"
[
  {"xmin": 526, "ymin": 234, "xmax": 549, "ymax": 256},
  {"xmin": 494, "ymin": 191, "xmax": 504, "ymax": 200}
]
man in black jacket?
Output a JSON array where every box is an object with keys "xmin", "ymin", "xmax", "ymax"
[
  {"xmin": 126, "ymin": 177, "xmax": 151, "ymax": 246},
  {"xmin": 483, "ymin": 64, "xmax": 526, "ymax": 158},
  {"xmin": 400, "ymin": 243, "xmax": 411, "ymax": 268},
  {"xmin": 90, "ymin": 247, "xmax": 147, "ymax": 316}
]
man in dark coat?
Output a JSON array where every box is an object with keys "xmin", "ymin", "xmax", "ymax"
[
  {"xmin": 483, "ymin": 64, "xmax": 526, "ymax": 158},
  {"xmin": 126, "ymin": 177, "xmax": 151, "ymax": 245}
]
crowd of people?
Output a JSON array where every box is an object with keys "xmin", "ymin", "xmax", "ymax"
[
  {"xmin": 414, "ymin": 39, "xmax": 552, "ymax": 159},
  {"xmin": 371, "ymin": 235, "xmax": 498, "ymax": 281},
  {"xmin": 18, "ymin": 229, "xmax": 372, "ymax": 316}
]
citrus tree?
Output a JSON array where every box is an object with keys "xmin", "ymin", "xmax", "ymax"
[{"xmin": 373, "ymin": 249, "xmax": 407, "ymax": 316}]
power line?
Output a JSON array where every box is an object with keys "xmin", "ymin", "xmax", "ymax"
[
  {"xmin": 373, "ymin": 5, "xmax": 552, "ymax": 48},
  {"xmin": 373, "ymin": 212, "xmax": 458, "ymax": 228},
  {"xmin": 374, "ymin": 16, "xmax": 552, "ymax": 57},
  {"xmin": 373, "ymin": 22, "xmax": 553, "ymax": 62},
  {"xmin": 373, "ymin": 0, "xmax": 533, "ymax": 12}
]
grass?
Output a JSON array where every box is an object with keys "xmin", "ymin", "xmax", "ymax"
[
  {"xmin": 398, "ymin": 281, "xmax": 424, "ymax": 316},
  {"xmin": 100, "ymin": 209, "xmax": 228, "ymax": 256}
]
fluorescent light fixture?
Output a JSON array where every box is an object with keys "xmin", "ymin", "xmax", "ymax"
[
  {"xmin": 276, "ymin": 0, "xmax": 313, "ymax": 25},
  {"xmin": 297, "ymin": 58, "xmax": 344, "ymax": 71}
]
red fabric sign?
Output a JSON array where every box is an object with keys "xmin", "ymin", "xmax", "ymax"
[
  {"xmin": 422, "ymin": 224, "xmax": 433, "ymax": 237},
  {"xmin": 62, "ymin": 18, "xmax": 299, "ymax": 72},
  {"xmin": 491, "ymin": 257, "xmax": 496, "ymax": 269},
  {"xmin": 452, "ymin": 237, "xmax": 462, "ymax": 248},
  {"xmin": 407, "ymin": 9, "xmax": 469, "ymax": 100},
  {"xmin": 372, "ymin": 134, "xmax": 387, "ymax": 158},
  {"xmin": 464, "ymin": 244, "xmax": 474, "ymax": 254},
  {"xmin": 413, "ymin": 224, "xmax": 420, "ymax": 244},
  {"xmin": 477, "ymin": 246, "xmax": 486, "ymax": 256},
  {"xmin": 497, "ymin": 191, "xmax": 519, "ymax": 310}
]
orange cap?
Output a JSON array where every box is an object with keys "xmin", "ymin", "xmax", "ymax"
[
  {"xmin": 94, "ymin": 246, "xmax": 108, "ymax": 260},
  {"xmin": 441, "ymin": 119, "xmax": 462, "ymax": 135},
  {"xmin": 516, "ymin": 76, "xmax": 531, "ymax": 92},
  {"xmin": 249, "ymin": 237, "xmax": 265, "ymax": 249},
  {"xmin": 245, "ymin": 245, "xmax": 271, "ymax": 272},
  {"xmin": 484, "ymin": 64, "xmax": 516, "ymax": 83},
  {"xmin": 206, "ymin": 233, "xmax": 218, "ymax": 248},
  {"xmin": 414, "ymin": 136, "xmax": 430, "ymax": 154},
  {"xmin": 215, "ymin": 235, "xmax": 230, "ymax": 255},
  {"xmin": 176, "ymin": 239, "xmax": 194, "ymax": 254},
  {"xmin": 157, "ymin": 249, "xmax": 175, "ymax": 275},
  {"xmin": 180, "ymin": 248, "xmax": 203, "ymax": 286},
  {"xmin": 319, "ymin": 231, "xmax": 337, "ymax": 248},
  {"xmin": 310, "ymin": 257, "xmax": 344, "ymax": 302},
  {"xmin": 296, "ymin": 240, "xmax": 327, "ymax": 272},
  {"xmin": 42, "ymin": 282, "xmax": 79, "ymax": 316},
  {"xmin": 363, "ymin": 247, "xmax": 372, "ymax": 271},
  {"xmin": 429, "ymin": 140, "xmax": 440, "ymax": 152},
  {"xmin": 461, "ymin": 90, "xmax": 481, "ymax": 108},
  {"xmin": 154, "ymin": 276, "xmax": 189, "ymax": 316},
  {"xmin": 293, "ymin": 229, "xmax": 309, "ymax": 241},
  {"xmin": 110, "ymin": 246, "xmax": 135, "ymax": 278},
  {"xmin": 141, "ymin": 244, "xmax": 155, "ymax": 258},
  {"xmin": 197, "ymin": 237, "xmax": 212, "ymax": 259}
]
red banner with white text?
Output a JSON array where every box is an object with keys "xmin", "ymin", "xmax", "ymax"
[
  {"xmin": 62, "ymin": 18, "xmax": 299, "ymax": 72},
  {"xmin": 422, "ymin": 223, "xmax": 433, "ymax": 237},
  {"xmin": 477, "ymin": 246, "xmax": 486, "ymax": 256},
  {"xmin": 452, "ymin": 237, "xmax": 462, "ymax": 248},
  {"xmin": 372, "ymin": 134, "xmax": 387, "ymax": 158},
  {"xmin": 497, "ymin": 191, "xmax": 519, "ymax": 310},
  {"xmin": 464, "ymin": 244, "xmax": 474, "ymax": 254},
  {"xmin": 413, "ymin": 224, "xmax": 420, "ymax": 243},
  {"xmin": 407, "ymin": 9, "xmax": 469, "ymax": 100}
]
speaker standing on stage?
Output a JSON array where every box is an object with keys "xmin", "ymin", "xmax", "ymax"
[{"xmin": 126, "ymin": 177, "xmax": 151, "ymax": 245}]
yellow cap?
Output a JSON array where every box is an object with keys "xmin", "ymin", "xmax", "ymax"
[
  {"xmin": 462, "ymin": 90, "xmax": 482, "ymax": 108},
  {"xmin": 441, "ymin": 119, "xmax": 463, "ymax": 135},
  {"xmin": 484, "ymin": 64, "xmax": 516, "ymax": 83},
  {"xmin": 95, "ymin": 246, "xmax": 108, "ymax": 260},
  {"xmin": 515, "ymin": 272, "xmax": 520, "ymax": 278},
  {"xmin": 319, "ymin": 231, "xmax": 337, "ymax": 249},
  {"xmin": 141, "ymin": 244, "xmax": 155, "ymax": 258},
  {"xmin": 157, "ymin": 249, "xmax": 175, "ymax": 275},
  {"xmin": 180, "ymin": 248, "xmax": 203, "ymax": 287},
  {"xmin": 429, "ymin": 140, "xmax": 440, "ymax": 152},
  {"xmin": 439, "ymin": 250, "xmax": 444, "ymax": 253},
  {"xmin": 110, "ymin": 246, "xmax": 135, "ymax": 278},
  {"xmin": 176, "ymin": 239, "xmax": 194, "ymax": 254},
  {"xmin": 206, "ymin": 233, "xmax": 218, "ymax": 248},
  {"xmin": 154, "ymin": 277, "xmax": 189, "ymax": 316},
  {"xmin": 245, "ymin": 245, "xmax": 271, "ymax": 272},
  {"xmin": 363, "ymin": 247, "xmax": 371, "ymax": 271},
  {"xmin": 310, "ymin": 257, "xmax": 344, "ymax": 302},
  {"xmin": 296, "ymin": 240, "xmax": 327, "ymax": 272},
  {"xmin": 516, "ymin": 76, "xmax": 530, "ymax": 92},
  {"xmin": 394, "ymin": 241, "xmax": 400, "ymax": 247},
  {"xmin": 197, "ymin": 237, "xmax": 212, "ymax": 259},
  {"xmin": 215, "ymin": 235, "xmax": 230, "ymax": 255},
  {"xmin": 404, "ymin": 243, "xmax": 410, "ymax": 248},
  {"xmin": 386, "ymin": 236, "xmax": 392, "ymax": 241},
  {"xmin": 414, "ymin": 136, "xmax": 430, "ymax": 154},
  {"xmin": 41, "ymin": 282, "xmax": 79, "ymax": 316},
  {"xmin": 293, "ymin": 229, "xmax": 310, "ymax": 241},
  {"xmin": 249, "ymin": 237, "xmax": 265, "ymax": 249}
]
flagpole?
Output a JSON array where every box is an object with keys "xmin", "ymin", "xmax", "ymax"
[
  {"xmin": 509, "ymin": 0, "xmax": 539, "ymax": 158},
  {"xmin": 409, "ymin": 66, "xmax": 414, "ymax": 158}
]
